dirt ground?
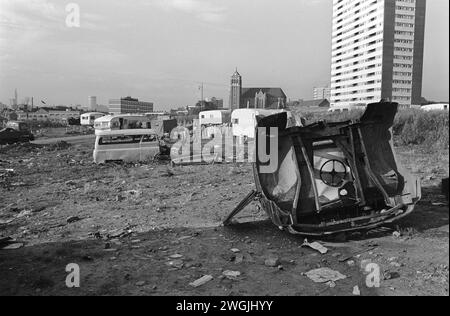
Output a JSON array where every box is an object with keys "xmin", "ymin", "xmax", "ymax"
[{"xmin": 0, "ymin": 140, "xmax": 448, "ymax": 296}]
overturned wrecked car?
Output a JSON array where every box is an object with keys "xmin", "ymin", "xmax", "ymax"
[{"xmin": 224, "ymin": 102, "xmax": 421, "ymax": 236}]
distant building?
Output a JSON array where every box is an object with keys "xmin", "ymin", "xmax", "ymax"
[
  {"xmin": 88, "ymin": 96, "xmax": 97, "ymax": 111},
  {"xmin": 108, "ymin": 96, "xmax": 154, "ymax": 115},
  {"xmin": 16, "ymin": 108, "xmax": 80, "ymax": 122},
  {"xmin": 228, "ymin": 69, "xmax": 287, "ymax": 110},
  {"xmin": 313, "ymin": 86, "xmax": 330, "ymax": 100},
  {"xmin": 206, "ymin": 97, "xmax": 224, "ymax": 109},
  {"xmin": 241, "ymin": 88, "xmax": 287, "ymax": 109},
  {"xmin": 330, "ymin": 0, "xmax": 427, "ymax": 108},
  {"xmin": 229, "ymin": 69, "xmax": 242, "ymax": 110},
  {"xmin": 0, "ymin": 102, "xmax": 7, "ymax": 111}
]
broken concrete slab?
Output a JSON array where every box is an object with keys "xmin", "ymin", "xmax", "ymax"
[
  {"xmin": 305, "ymin": 268, "xmax": 347, "ymax": 283},
  {"xmin": 265, "ymin": 257, "xmax": 281, "ymax": 267}
]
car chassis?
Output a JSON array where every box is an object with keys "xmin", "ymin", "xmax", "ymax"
[{"xmin": 224, "ymin": 102, "xmax": 421, "ymax": 236}]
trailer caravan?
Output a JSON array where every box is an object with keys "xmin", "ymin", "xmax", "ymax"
[
  {"xmin": 421, "ymin": 103, "xmax": 449, "ymax": 112},
  {"xmin": 199, "ymin": 110, "xmax": 231, "ymax": 126},
  {"xmin": 81, "ymin": 112, "xmax": 106, "ymax": 126},
  {"xmin": 231, "ymin": 109, "xmax": 294, "ymax": 139},
  {"xmin": 94, "ymin": 115, "xmax": 151, "ymax": 133}
]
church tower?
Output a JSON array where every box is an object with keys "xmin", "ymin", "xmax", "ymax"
[{"xmin": 229, "ymin": 69, "xmax": 242, "ymax": 110}]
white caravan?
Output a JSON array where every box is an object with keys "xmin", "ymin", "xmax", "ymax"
[
  {"xmin": 231, "ymin": 109, "xmax": 293, "ymax": 139},
  {"xmin": 81, "ymin": 112, "xmax": 106, "ymax": 126},
  {"xmin": 199, "ymin": 110, "xmax": 231, "ymax": 126}
]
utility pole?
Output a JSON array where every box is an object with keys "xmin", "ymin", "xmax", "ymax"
[{"xmin": 200, "ymin": 83, "xmax": 204, "ymax": 111}]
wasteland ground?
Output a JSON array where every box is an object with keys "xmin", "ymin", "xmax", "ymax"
[{"xmin": 0, "ymin": 139, "xmax": 448, "ymax": 296}]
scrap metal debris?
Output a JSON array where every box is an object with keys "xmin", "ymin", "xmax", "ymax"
[
  {"xmin": 189, "ymin": 275, "xmax": 213, "ymax": 288},
  {"xmin": 224, "ymin": 102, "xmax": 421, "ymax": 236},
  {"xmin": 353, "ymin": 286, "xmax": 361, "ymax": 296},
  {"xmin": 1, "ymin": 242, "xmax": 24, "ymax": 250},
  {"xmin": 301, "ymin": 239, "xmax": 329, "ymax": 254},
  {"xmin": 222, "ymin": 270, "xmax": 241, "ymax": 280}
]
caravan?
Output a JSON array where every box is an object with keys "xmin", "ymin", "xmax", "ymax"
[
  {"xmin": 81, "ymin": 112, "xmax": 106, "ymax": 126},
  {"xmin": 231, "ymin": 109, "xmax": 293, "ymax": 139},
  {"xmin": 199, "ymin": 110, "xmax": 231, "ymax": 126},
  {"xmin": 94, "ymin": 115, "xmax": 151, "ymax": 133}
]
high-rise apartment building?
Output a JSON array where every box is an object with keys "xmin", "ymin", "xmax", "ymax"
[
  {"xmin": 313, "ymin": 86, "xmax": 331, "ymax": 100},
  {"xmin": 330, "ymin": 0, "xmax": 426, "ymax": 108},
  {"xmin": 88, "ymin": 96, "xmax": 97, "ymax": 110}
]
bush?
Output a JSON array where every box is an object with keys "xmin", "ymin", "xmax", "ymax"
[
  {"xmin": 394, "ymin": 109, "xmax": 449, "ymax": 147},
  {"xmin": 290, "ymin": 107, "xmax": 449, "ymax": 148}
]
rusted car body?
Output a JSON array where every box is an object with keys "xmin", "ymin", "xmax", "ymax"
[{"xmin": 225, "ymin": 102, "xmax": 421, "ymax": 236}]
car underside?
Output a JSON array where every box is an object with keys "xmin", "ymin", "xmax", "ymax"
[{"xmin": 224, "ymin": 102, "xmax": 421, "ymax": 236}]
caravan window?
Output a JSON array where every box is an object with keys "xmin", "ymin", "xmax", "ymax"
[
  {"xmin": 232, "ymin": 118, "xmax": 239, "ymax": 124},
  {"xmin": 99, "ymin": 135, "xmax": 142, "ymax": 145}
]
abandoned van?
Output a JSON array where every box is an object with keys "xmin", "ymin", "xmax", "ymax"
[
  {"xmin": 199, "ymin": 110, "xmax": 231, "ymax": 126},
  {"xmin": 93, "ymin": 129, "xmax": 159, "ymax": 164},
  {"xmin": 231, "ymin": 109, "xmax": 292, "ymax": 139},
  {"xmin": 94, "ymin": 115, "xmax": 151, "ymax": 133},
  {"xmin": 81, "ymin": 112, "xmax": 106, "ymax": 126}
]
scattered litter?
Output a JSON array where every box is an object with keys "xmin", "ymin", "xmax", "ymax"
[
  {"xmin": 431, "ymin": 202, "xmax": 447, "ymax": 207},
  {"xmin": 390, "ymin": 262, "xmax": 402, "ymax": 268},
  {"xmin": 302, "ymin": 239, "xmax": 329, "ymax": 254},
  {"xmin": 166, "ymin": 259, "xmax": 184, "ymax": 269},
  {"xmin": 265, "ymin": 257, "xmax": 281, "ymax": 267},
  {"xmin": 169, "ymin": 254, "xmax": 183, "ymax": 259},
  {"xmin": 0, "ymin": 218, "xmax": 14, "ymax": 225},
  {"xmin": 347, "ymin": 260, "xmax": 355, "ymax": 267},
  {"xmin": 222, "ymin": 270, "xmax": 241, "ymax": 280},
  {"xmin": 383, "ymin": 271, "xmax": 400, "ymax": 280},
  {"xmin": 353, "ymin": 286, "xmax": 361, "ymax": 296},
  {"xmin": 388, "ymin": 257, "xmax": 398, "ymax": 262},
  {"xmin": 326, "ymin": 281, "xmax": 336, "ymax": 288},
  {"xmin": 339, "ymin": 246, "xmax": 378, "ymax": 262},
  {"xmin": 65, "ymin": 180, "xmax": 78, "ymax": 186},
  {"xmin": 133, "ymin": 253, "xmax": 152, "ymax": 261},
  {"xmin": 11, "ymin": 182, "xmax": 26, "ymax": 187},
  {"xmin": 67, "ymin": 216, "xmax": 81, "ymax": 224},
  {"xmin": 136, "ymin": 281, "xmax": 146, "ymax": 287},
  {"xmin": 234, "ymin": 253, "xmax": 244, "ymax": 264},
  {"xmin": 189, "ymin": 275, "xmax": 213, "ymax": 288},
  {"xmin": 305, "ymin": 268, "xmax": 347, "ymax": 283},
  {"xmin": 107, "ymin": 228, "xmax": 133, "ymax": 239},
  {"xmin": 230, "ymin": 248, "xmax": 240, "ymax": 253},
  {"xmin": 392, "ymin": 231, "xmax": 401, "ymax": 238},
  {"xmin": 1, "ymin": 242, "xmax": 24, "ymax": 250}
]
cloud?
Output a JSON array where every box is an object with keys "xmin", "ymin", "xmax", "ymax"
[
  {"xmin": 149, "ymin": 0, "xmax": 227, "ymax": 23},
  {"xmin": 0, "ymin": 0, "xmax": 61, "ymax": 30}
]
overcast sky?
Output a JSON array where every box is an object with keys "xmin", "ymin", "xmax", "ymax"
[{"xmin": 0, "ymin": 0, "xmax": 448, "ymax": 110}]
